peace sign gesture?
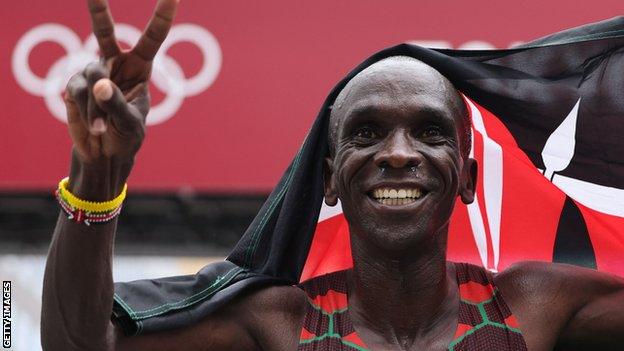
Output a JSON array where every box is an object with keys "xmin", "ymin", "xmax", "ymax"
[
  {"xmin": 64, "ymin": 0, "xmax": 178, "ymax": 198},
  {"xmin": 87, "ymin": 0, "xmax": 178, "ymax": 90}
]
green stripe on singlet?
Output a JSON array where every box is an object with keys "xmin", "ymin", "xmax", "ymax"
[
  {"xmin": 447, "ymin": 293, "xmax": 523, "ymax": 350},
  {"xmin": 298, "ymin": 300, "xmax": 370, "ymax": 351}
]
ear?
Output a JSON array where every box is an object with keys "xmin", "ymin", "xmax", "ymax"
[
  {"xmin": 459, "ymin": 158, "xmax": 478, "ymax": 204},
  {"xmin": 324, "ymin": 157, "xmax": 338, "ymax": 206}
]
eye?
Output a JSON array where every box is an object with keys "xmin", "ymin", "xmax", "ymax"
[
  {"xmin": 354, "ymin": 126, "xmax": 378, "ymax": 139},
  {"xmin": 421, "ymin": 126, "xmax": 443, "ymax": 139}
]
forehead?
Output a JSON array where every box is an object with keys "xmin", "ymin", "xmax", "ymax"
[{"xmin": 332, "ymin": 59, "xmax": 461, "ymax": 128}]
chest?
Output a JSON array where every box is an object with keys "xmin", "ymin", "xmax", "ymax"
[{"xmin": 295, "ymin": 267, "xmax": 528, "ymax": 351}]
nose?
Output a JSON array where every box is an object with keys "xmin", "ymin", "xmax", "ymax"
[{"xmin": 374, "ymin": 130, "xmax": 422, "ymax": 170}]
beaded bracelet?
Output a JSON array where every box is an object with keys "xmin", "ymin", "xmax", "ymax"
[{"xmin": 55, "ymin": 177, "xmax": 127, "ymax": 225}]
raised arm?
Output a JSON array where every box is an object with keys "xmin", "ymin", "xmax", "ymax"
[
  {"xmin": 40, "ymin": 2, "xmax": 307, "ymax": 349},
  {"xmin": 40, "ymin": 1, "xmax": 187, "ymax": 349}
]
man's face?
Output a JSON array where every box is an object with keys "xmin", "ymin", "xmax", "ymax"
[{"xmin": 325, "ymin": 58, "xmax": 477, "ymax": 253}]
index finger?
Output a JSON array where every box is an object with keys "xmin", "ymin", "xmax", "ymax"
[
  {"xmin": 87, "ymin": 0, "xmax": 121, "ymax": 58},
  {"xmin": 132, "ymin": 0, "xmax": 179, "ymax": 61}
]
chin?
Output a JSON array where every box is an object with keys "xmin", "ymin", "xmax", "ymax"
[
  {"xmin": 350, "ymin": 217, "xmax": 435, "ymax": 253},
  {"xmin": 342, "ymin": 193, "xmax": 454, "ymax": 254}
]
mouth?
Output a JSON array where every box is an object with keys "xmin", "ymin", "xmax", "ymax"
[{"xmin": 368, "ymin": 186, "xmax": 428, "ymax": 206}]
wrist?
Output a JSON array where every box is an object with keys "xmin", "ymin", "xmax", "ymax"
[{"xmin": 68, "ymin": 149, "xmax": 134, "ymax": 201}]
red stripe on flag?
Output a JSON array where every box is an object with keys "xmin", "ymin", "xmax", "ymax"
[{"xmin": 301, "ymin": 213, "xmax": 352, "ymax": 282}]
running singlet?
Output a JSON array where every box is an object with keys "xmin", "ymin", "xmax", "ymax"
[{"xmin": 297, "ymin": 262, "xmax": 528, "ymax": 350}]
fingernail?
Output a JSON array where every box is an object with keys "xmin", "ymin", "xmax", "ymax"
[
  {"xmin": 94, "ymin": 79, "xmax": 113, "ymax": 101},
  {"xmin": 91, "ymin": 118, "xmax": 107, "ymax": 134}
]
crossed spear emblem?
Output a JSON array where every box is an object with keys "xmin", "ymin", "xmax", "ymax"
[{"xmin": 466, "ymin": 97, "xmax": 622, "ymax": 271}]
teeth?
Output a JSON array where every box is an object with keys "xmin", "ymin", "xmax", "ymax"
[
  {"xmin": 370, "ymin": 187, "xmax": 424, "ymax": 205},
  {"xmin": 379, "ymin": 198, "xmax": 417, "ymax": 206}
]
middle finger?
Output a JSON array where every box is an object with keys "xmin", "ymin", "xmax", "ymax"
[{"xmin": 132, "ymin": 0, "xmax": 179, "ymax": 61}]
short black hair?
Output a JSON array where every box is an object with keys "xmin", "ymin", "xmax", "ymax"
[{"xmin": 328, "ymin": 56, "xmax": 472, "ymax": 160}]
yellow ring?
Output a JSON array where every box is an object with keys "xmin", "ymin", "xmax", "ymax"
[{"xmin": 58, "ymin": 177, "xmax": 127, "ymax": 213}]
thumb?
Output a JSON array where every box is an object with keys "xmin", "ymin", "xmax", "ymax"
[
  {"xmin": 93, "ymin": 78, "xmax": 125, "ymax": 114},
  {"xmin": 92, "ymin": 79, "xmax": 141, "ymax": 132}
]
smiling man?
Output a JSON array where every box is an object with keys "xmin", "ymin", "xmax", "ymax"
[
  {"xmin": 319, "ymin": 57, "xmax": 482, "ymax": 349},
  {"xmin": 40, "ymin": 1, "xmax": 624, "ymax": 350}
]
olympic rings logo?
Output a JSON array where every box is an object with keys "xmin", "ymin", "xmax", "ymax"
[{"xmin": 12, "ymin": 23, "xmax": 222, "ymax": 126}]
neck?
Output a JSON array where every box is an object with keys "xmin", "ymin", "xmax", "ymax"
[{"xmin": 347, "ymin": 227, "xmax": 458, "ymax": 347}]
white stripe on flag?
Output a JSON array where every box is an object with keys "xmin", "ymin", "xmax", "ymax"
[
  {"xmin": 318, "ymin": 200, "xmax": 343, "ymax": 222},
  {"xmin": 466, "ymin": 98, "xmax": 504, "ymax": 271}
]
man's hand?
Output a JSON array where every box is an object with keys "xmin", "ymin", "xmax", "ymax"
[{"xmin": 64, "ymin": 0, "xmax": 178, "ymax": 199}]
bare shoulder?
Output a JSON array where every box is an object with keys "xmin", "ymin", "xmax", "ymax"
[
  {"xmin": 241, "ymin": 283, "xmax": 308, "ymax": 319},
  {"xmin": 495, "ymin": 260, "xmax": 624, "ymax": 302},
  {"xmin": 494, "ymin": 261, "xmax": 569, "ymax": 297},
  {"xmin": 493, "ymin": 261, "xmax": 624, "ymax": 350},
  {"xmin": 230, "ymin": 284, "xmax": 308, "ymax": 350},
  {"xmin": 493, "ymin": 261, "xmax": 573, "ymax": 328},
  {"xmin": 245, "ymin": 283, "xmax": 308, "ymax": 306}
]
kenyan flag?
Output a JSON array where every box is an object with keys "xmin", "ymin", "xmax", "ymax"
[{"xmin": 302, "ymin": 18, "xmax": 624, "ymax": 280}]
